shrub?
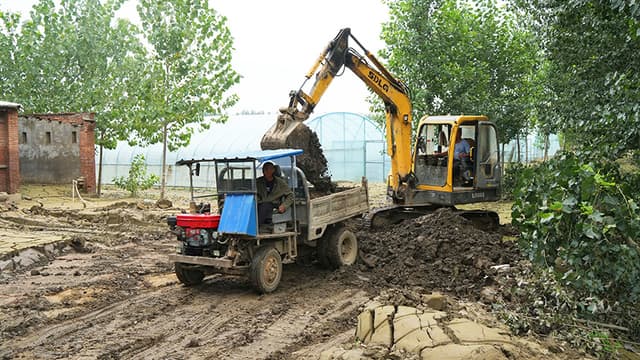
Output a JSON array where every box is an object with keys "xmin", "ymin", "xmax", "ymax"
[
  {"xmin": 502, "ymin": 162, "xmax": 528, "ymax": 200},
  {"xmin": 112, "ymin": 154, "xmax": 159, "ymax": 197},
  {"xmin": 512, "ymin": 152, "xmax": 640, "ymax": 322}
]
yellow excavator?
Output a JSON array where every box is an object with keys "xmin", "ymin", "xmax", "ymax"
[{"xmin": 261, "ymin": 28, "xmax": 501, "ymax": 227}]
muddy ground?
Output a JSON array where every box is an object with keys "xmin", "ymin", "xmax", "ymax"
[{"xmin": 0, "ymin": 185, "xmax": 586, "ymax": 359}]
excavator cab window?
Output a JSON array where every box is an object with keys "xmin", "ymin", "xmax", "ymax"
[
  {"xmin": 415, "ymin": 123, "xmax": 451, "ymax": 186},
  {"xmin": 475, "ymin": 123, "xmax": 501, "ymax": 188}
]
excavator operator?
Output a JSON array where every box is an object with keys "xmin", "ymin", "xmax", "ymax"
[
  {"xmin": 453, "ymin": 131, "xmax": 473, "ymax": 185},
  {"xmin": 453, "ymin": 131, "xmax": 471, "ymax": 160}
]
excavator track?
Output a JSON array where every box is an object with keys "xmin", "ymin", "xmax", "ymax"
[{"xmin": 366, "ymin": 205, "xmax": 500, "ymax": 231}]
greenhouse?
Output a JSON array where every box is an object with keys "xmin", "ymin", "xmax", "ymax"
[
  {"xmin": 99, "ymin": 112, "xmax": 560, "ymax": 189},
  {"xmin": 99, "ymin": 112, "xmax": 391, "ymax": 188}
]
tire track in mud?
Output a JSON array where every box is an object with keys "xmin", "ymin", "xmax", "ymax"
[
  {"xmin": 206, "ymin": 286, "xmax": 367, "ymax": 359},
  {"xmin": 2, "ymin": 256, "xmax": 370, "ymax": 359},
  {"xmin": 1, "ymin": 285, "xmax": 190, "ymax": 358},
  {"xmin": 1, "ymin": 203, "xmax": 375, "ymax": 359},
  {"xmin": 119, "ymin": 274, "xmax": 368, "ymax": 359}
]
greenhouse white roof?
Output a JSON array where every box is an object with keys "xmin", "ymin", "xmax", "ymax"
[
  {"xmin": 102, "ymin": 113, "xmax": 279, "ymax": 165},
  {"xmin": 99, "ymin": 112, "xmax": 393, "ymax": 183},
  {"xmin": 102, "ymin": 112, "xmax": 386, "ymax": 166}
]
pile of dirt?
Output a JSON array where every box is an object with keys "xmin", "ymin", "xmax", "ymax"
[
  {"xmin": 353, "ymin": 208, "xmax": 522, "ymax": 300},
  {"xmin": 261, "ymin": 112, "xmax": 334, "ymax": 193},
  {"xmin": 293, "ymin": 129, "xmax": 334, "ymax": 193}
]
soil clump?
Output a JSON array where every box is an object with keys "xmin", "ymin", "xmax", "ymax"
[
  {"xmin": 352, "ymin": 208, "xmax": 522, "ymax": 299},
  {"xmin": 261, "ymin": 113, "xmax": 334, "ymax": 193}
]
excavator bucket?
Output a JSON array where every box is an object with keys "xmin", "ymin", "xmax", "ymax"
[
  {"xmin": 260, "ymin": 108, "xmax": 334, "ymax": 192},
  {"xmin": 260, "ymin": 107, "xmax": 309, "ymax": 149}
]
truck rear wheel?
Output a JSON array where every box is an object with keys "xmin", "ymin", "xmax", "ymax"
[
  {"xmin": 250, "ymin": 246, "xmax": 282, "ymax": 293},
  {"xmin": 175, "ymin": 262, "xmax": 204, "ymax": 286},
  {"xmin": 325, "ymin": 225, "xmax": 358, "ymax": 269},
  {"xmin": 317, "ymin": 231, "xmax": 332, "ymax": 269}
]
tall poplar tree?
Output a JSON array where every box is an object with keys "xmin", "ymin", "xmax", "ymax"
[
  {"xmin": 135, "ymin": 0, "xmax": 240, "ymax": 199},
  {"xmin": 380, "ymin": 0, "xmax": 541, "ymax": 144},
  {"xmin": 0, "ymin": 0, "xmax": 145, "ymax": 195}
]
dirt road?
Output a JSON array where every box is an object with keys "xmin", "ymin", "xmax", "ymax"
[
  {"xmin": 0, "ymin": 200, "xmax": 370, "ymax": 359},
  {"xmin": 0, "ymin": 186, "xmax": 585, "ymax": 359}
]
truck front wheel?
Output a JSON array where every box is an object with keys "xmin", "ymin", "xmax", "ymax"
[
  {"xmin": 326, "ymin": 225, "xmax": 358, "ymax": 268},
  {"xmin": 250, "ymin": 246, "xmax": 282, "ymax": 293},
  {"xmin": 175, "ymin": 262, "xmax": 204, "ymax": 286}
]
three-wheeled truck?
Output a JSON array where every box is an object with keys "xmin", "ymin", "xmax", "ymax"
[{"xmin": 167, "ymin": 149, "xmax": 369, "ymax": 293}]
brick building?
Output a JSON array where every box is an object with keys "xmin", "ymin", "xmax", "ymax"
[
  {"xmin": 0, "ymin": 102, "xmax": 96, "ymax": 194},
  {"xmin": 19, "ymin": 113, "xmax": 96, "ymax": 193},
  {"xmin": 0, "ymin": 102, "xmax": 21, "ymax": 194}
]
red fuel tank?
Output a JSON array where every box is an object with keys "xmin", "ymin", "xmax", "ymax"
[{"xmin": 176, "ymin": 214, "xmax": 220, "ymax": 229}]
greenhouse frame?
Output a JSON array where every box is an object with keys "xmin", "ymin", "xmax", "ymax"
[{"xmin": 99, "ymin": 112, "xmax": 391, "ymax": 188}]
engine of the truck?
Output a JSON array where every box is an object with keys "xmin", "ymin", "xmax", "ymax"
[{"xmin": 167, "ymin": 213, "xmax": 228, "ymax": 257}]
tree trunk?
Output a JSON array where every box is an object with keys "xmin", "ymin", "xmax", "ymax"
[
  {"xmin": 501, "ymin": 143, "xmax": 505, "ymax": 178},
  {"xmin": 97, "ymin": 142, "xmax": 103, "ymax": 197},
  {"xmin": 524, "ymin": 132, "xmax": 529, "ymax": 163},
  {"xmin": 543, "ymin": 133, "xmax": 549, "ymax": 162},
  {"xmin": 160, "ymin": 123, "xmax": 168, "ymax": 200},
  {"xmin": 516, "ymin": 136, "xmax": 521, "ymax": 163}
]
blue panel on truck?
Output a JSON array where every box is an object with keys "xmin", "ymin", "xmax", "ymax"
[{"xmin": 218, "ymin": 193, "xmax": 257, "ymax": 237}]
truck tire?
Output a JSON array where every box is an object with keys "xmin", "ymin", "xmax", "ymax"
[
  {"xmin": 326, "ymin": 225, "xmax": 358, "ymax": 269},
  {"xmin": 175, "ymin": 262, "xmax": 204, "ymax": 286},
  {"xmin": 316, "ymin": 231, "xmax": 332, "ymax": 269},
  {"xmin": 250, "ymin": 246, "xmax": 282, "ymax": 293}
]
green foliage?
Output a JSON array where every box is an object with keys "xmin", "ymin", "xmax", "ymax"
[
  {"xmin": 380, "ymin": 0, "xmax": 542, "ymax": 142},
  {"xmin": 133, "ymin": 0, "xmax": 240, "ymax": 150},
  {"xmin": 501, "ymin": 162, "xmax": 527, "ymax": 200},
  {"xmin": 512, "ymin": 153, "xmax": 640, "ymax": 312},
  {"xmin": 498, "ymin": 264, "xmax": 631, "ymax": 356},
  {"xmin": 133, "ymin": 0, "xmax": 240, "ymax": 198},
  {"xmin": 588, "ymin": 330, "xmax": 624, "ymax": 358},
  {"xmin": 513, "ymin": 0, "xmax": 640, "ymax": 158},
  {"xmin": 500, "ymin": 266, "xmax": 579, "ymax": 335},
  {"xmin": 0, "ymin": 0, "xmax": 145, "ymax": 150},
  {"xmin": 112, "ymin": 155, "xmax": 159, "ymax": 197}
]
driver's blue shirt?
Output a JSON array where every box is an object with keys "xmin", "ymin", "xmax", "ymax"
[{"xmin": 454, "ymin": 139, "xmax": 470, "ymax": 160}]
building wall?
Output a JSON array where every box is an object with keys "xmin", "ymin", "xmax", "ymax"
[
  {"xmin": 18, "ymin": 113, "xmax": 96, "ymax": 193},
  {"xmin": 0, "ymin": 108, "xmax": 20, "ymax": 194}
]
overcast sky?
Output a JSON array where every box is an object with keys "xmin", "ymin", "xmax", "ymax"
[{"xmin": 1, "ymin": 0, "xmax": 390, "ymax": 116}]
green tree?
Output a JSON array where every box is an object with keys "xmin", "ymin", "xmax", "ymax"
[
  {"xmin": 514, "ymin": 0, "xmax": 640, "ymax": 157},
  {"xmin": 0, "ymin": 11, "xmax": 21, "ymax": 88},
  {"xmin": 0, "ymin": 0, "xmax": 146, "ymax": 195},
  {"xmin": 511, "ymin": 153, "xmax": 640, "ymax": 336},
  {"xmin": 380, "ymin": 0, "xmax": 541, "ymax": 144},
  {"xmin": 509, "ymin": 0, "xmax": 640, "ymax": 341},
  {"xmin": 134, "ymin": 0, "xmax": 240, "ymax": 199}
]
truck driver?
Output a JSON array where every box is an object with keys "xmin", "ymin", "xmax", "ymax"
[{"xmin": 256, "ymin": 161, "xmax": 294, "ymax": 224}]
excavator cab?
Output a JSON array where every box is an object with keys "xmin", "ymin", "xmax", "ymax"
[{"xmin": 411, "ymin": 115, "xmax": 501, "ymax": 207}]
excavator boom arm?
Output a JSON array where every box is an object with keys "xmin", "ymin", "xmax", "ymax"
[
  {"xmin": 288, "ymin": 28, "xmax": 414, "ymax": 192},
  {"xmin": 344, "ymin": 51, "xmax": 413, "ymax": 189}
]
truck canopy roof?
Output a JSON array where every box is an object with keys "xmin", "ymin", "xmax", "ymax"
[{"xmin": 176, "ymin": 148, "xmax": 303, "ymax": 166}]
